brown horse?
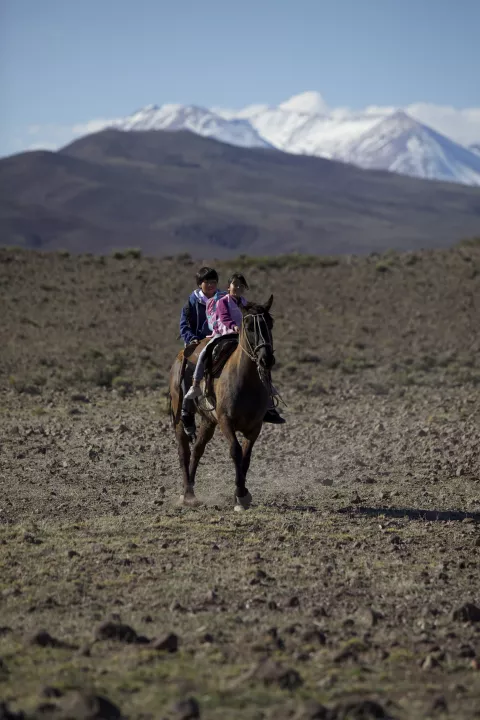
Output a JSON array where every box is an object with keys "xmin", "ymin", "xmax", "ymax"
[{"xmin": 168, "ymin": 295, "xmax": 276, "ymax": 510}]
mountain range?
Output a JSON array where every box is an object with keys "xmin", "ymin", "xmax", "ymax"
[
  {"xmin": 107, "ymin": 92, "xmax": 480, "ymax": 186},
  {"xmin": 1, "ymin": 128, "xmax": 479, "ymax": 258}
]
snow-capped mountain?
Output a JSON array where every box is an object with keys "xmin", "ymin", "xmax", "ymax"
[
  {"xmin": 341, "ymin": 110, "xmax": 480, "ymax": 185},
  {"xmin": 104, "ymin": 92, "xmax": 480, "ymax": 186},
  {"xmin": 470, "ymin": 143, "xmax": 480, "ymax": 156},
  {"xmin": 111, "ymin": 103, "xmax": 270, "ymax": 149}
]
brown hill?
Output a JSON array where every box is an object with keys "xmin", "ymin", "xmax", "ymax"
[{"xmin": 0, "ymin": 129, "xmax": 479, "ymax": 256}]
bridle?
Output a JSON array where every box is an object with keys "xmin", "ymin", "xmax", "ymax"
[
  {"xmin": 239, "ymin": 310, "xmax": 284, "ymax": 408},
  {"xmin": 240, "ymin": 312, "xmax": 274, "ymax": 372}
]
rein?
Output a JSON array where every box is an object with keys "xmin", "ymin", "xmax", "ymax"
[
  {"xmin": 239, "ymin": 312, "xmax": 280, "ymax": 403},
  {"xmin": 240, "ymin": 313, "xmax": 273, "ymax": 365}
]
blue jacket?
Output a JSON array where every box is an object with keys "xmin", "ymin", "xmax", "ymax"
[{"xmin": 180, "ymin": 290, "xmax": 210, "ymax": 345}]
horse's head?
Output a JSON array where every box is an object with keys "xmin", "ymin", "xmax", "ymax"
[{"xmin": 240, "ymin": 295, "xmax": 275, "ymax": 370}]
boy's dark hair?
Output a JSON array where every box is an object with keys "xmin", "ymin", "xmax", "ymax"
[
  {"xmin": 228, "ymin": 272, "xmax": 249, "ymax": 290},
  {"xmin": 196, "ymin": 266, "xmax": 219, "ymax": 286}
]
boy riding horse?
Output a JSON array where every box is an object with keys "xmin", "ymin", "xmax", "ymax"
[{"xmin": 180, "ymin": 268, "xmax": 285, "ymax": 439}]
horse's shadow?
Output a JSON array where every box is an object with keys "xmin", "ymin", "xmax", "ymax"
[
  {"xmin": 263, "ymin": 501, "xmax": 480, "ymax": 523},
  {"xmin": 339, "ymin": 505, "xmax": 480, "ymax": 523}
]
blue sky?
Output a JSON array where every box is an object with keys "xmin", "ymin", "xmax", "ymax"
[{"xmin": 1, "ymin": 0, "xmax": 479, "ymax": 156}]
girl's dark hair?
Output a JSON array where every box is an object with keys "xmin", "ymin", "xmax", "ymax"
[
  {"xmin": 228, "ymin": 272, "xmax": 249, "ymax": 290},
  {"xmin": 196, "ymin": 266, "xmax": 219, "ymax": 286}
]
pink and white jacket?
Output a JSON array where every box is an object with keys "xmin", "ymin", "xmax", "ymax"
[{"xmin": 208, "ymin": 293, "xmax": 247, "ymax": 337}]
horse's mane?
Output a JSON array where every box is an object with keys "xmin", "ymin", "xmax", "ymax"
[{"xmin": 243, "ymin": 301, "xmax": 270, "ymax": 316}]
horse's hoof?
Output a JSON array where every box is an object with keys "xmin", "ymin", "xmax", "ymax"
[
  {"xmin": 180, "ymin": 494, "xmax": 202, "ymax": 508},
  {"xmin": 234, "ymin": 491, "xmax": 252, "ymax": 511}
]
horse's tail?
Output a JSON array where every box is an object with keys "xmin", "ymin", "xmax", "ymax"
[
  {"xmin": 167, "ymin": 390, "xmax": 174, "ymax": 427},
  {"xmin": 168, "ymin": 352, "xmax": 188, "ymax": 428}
]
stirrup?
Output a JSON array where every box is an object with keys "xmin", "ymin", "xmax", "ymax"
[{"xmin": 184, "ymin": 384, "xmax": 202, "ymax": 400}]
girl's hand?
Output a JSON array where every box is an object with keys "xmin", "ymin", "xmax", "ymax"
[{"xmin": 233, "ymin": 326, "xmax": 239, "ymax": 333}]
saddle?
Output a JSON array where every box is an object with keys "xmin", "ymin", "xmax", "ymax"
[
  {"xmin": 203, "ymin": 334, "xmax": 239, "ymax": 403},
  {"xmin": 206, "ymin": 334, "xmax": 238, "ymax": 376},
  {"xmin": 180, "ymin": 335, "xmax": 238, "ymax": 409}
]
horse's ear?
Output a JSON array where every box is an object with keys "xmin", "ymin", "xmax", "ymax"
[{"xmin": 264, "ymin": 295, "xmax": 273, "ymax": 312}]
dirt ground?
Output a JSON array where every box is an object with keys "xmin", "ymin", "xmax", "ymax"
[{"xmin": 0, "ymin": 245, "xmax": 479, "ymax": 719}]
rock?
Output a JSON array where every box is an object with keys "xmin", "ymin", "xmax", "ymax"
[
  {"xmin": 35, "ymin": 701, "xmax": 58, "ymax": 716},
  {"xmin": 171, "ymin": 697, "xmax": 200, "ymax": 719},
  {"xmin": 431, "ymin": 696, "xmax": 448, "ymax": 712},
  {"xmin": 255, "ymin": 658, "xmax": 303, "ymax": 690},
  {"xmin": 334, "ymin": 700, "xmax": 391, "ymax": 719},
  {"xmin": 355, "ymin": 607, "xmax": 382, "ymax": 628},
  {"xmin": 452, "ymin": 603, "xmax": 480, "ymax": 623},
  {"xmin": 42, "ymin": 686, "xmax": 63, "ymax": 698},
  {"xmin": 150, "ymin": 632, "xmax": 178, "ymax": 652},
  {"xmin": 94, "ymin": 621, "xmax": 138, "ymax": 643},
  {"xmin": 170, "ymin": 600, "xmax": 185, "ymax": 612},
  {"xmin": 302, "ymin": 628, "xmax": 327, "ymax": 645},
  {"xmin": 28, "ymin": 630, "xmax": 70, "ymax": 648},
  {"xmin": 0, "ymin": 702, "xmax": 25, "ymax": 719},
  {"xmin": 421, "ymin": 654, "xmax": 440, "ymax": 670},
  {"xmin": 288, "ymin": 596, "xmax": 300, "ymax": 608},
  {"xmin": 57, "ymin": 691, "xmax": 121, "ymax": 719},
  {"xmin": 71, "ymin": 394, "xmax": 90, "ymax": 403},
  {"xmin": 458, "ymin": 644, "xmax": 476, "ymax": 658},
  {"xmin": 293, "ymin": 701, "xmax": 329, "ymax": 719}
]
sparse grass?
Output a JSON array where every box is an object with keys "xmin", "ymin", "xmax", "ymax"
[
  {"xmin": 375, "ymin": 260, "xmax": 393, "ymax": 273},
  {"xmin": 2, "ymin": 506, "xmax": 479, "ymax": 719},
  {"xmin": 111, "ymin": 247, "xmax": 142, "ymax": 260},
  {"xmin": 458, "ymin": 235, "xmax": 480, "ymax": 248},
  {"xmin": 1, "ymin": 245, "xmax": 480, "ymax": 718},
  {"xmin": 229, "ymin": 253, "xmax": 340, "ymax": 270}
]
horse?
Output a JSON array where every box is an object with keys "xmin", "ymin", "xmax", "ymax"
[{"xmin": 168, "ymin": 295, "xmax": 276, "ymax": 511}]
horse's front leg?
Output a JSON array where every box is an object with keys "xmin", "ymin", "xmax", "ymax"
[
  {"xmin": 218, "ymin": 417, "xmax": 252, "ymax": 510},
  {"xmin": 241, "ymin": 425, "xmax": 261, "ymax": 479}
]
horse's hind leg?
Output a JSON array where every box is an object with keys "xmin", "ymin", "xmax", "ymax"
[
  {"xmin": 219, "ymin": 417, "xmax": 252, "ymax": 510},
  {"xmin": 175, "ymin": 423, "xmax": 195, "ymax": 503},
  {"xmin": 186, "ymin": 419, "xmax": 216, "ymax": 503}
]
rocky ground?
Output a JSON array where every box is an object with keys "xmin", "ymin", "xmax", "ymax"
[{"xmin": 0, "ymin": 244, "xmax": 479, "ymax": 719}]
